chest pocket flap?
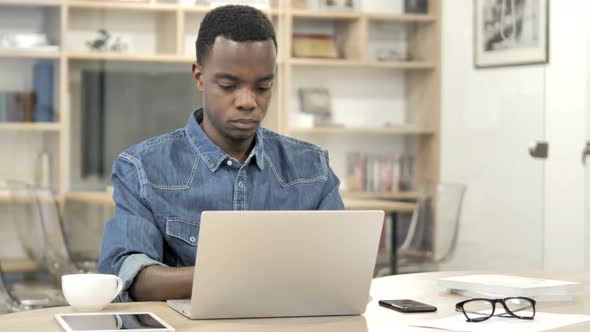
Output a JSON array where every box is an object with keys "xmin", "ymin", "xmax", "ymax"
[{"xmin": 166, "ymin": 217, "xmax": 200, "ymax": 246}]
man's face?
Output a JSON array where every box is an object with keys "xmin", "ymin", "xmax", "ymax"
[{"xmin": 192, "ymin": 36, "xmax": 276, "ymax": 142}]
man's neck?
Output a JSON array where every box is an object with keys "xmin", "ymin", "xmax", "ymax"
[{"xmin": 200, "ymin": 121, "xmax": 254, "ymax": 165}]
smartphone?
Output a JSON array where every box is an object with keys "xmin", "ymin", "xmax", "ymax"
[{"xmin": 378, "ymin": 299, "xmax": 437, "ymax": 313}]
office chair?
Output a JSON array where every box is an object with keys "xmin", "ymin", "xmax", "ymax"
[{"xmin": 397, "ymin": 183, "xmax": 467, "ymax": 274}]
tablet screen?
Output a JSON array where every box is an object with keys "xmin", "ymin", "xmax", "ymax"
[{"xmin": 56, "ymin": 312, "xmax": 173, "ymax": 332}]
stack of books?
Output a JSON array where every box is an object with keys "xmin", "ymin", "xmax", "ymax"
[
  {"xmin": 0, "ymin": 92, "xmax": 35, "ymax": 122},
  {"xmin": 438, "ymin": 274, "xmax": 582, "ymax": 302},
  {"xmin": 346, "ymin": 152, "xmax": 414, "ymax": 193},
  {"xmin": 0, "ymin": 62, "xmax": 54, "ymax": 123}
]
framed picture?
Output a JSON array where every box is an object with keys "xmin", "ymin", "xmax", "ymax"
[
  {"xmin": 319, "ymin": 0, "xmax": 356, "ymax": 11},
  {"xmin": 474, "ymin": 0, "xmax": 548, "ymax": 68}
]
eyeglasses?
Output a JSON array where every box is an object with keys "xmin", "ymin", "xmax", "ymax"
[{"xmin": 455, "ymin": 297, "xmax": 536, "ymax": 322}]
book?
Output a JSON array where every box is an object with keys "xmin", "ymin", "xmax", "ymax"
[
  {"xmin": 33, "ymin": 61, "xmax": 54, "ymax": 122},
  {"xmin": 345, "ymin": 152, "xmax": 413, "ymax": 193},
  {"xmin": 438, "ymin": 274, "xmax": 582, "ymax": 298}
]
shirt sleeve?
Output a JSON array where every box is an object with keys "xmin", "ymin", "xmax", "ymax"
[
  {"xmin": 318, "ymin": 150, "xmax": 345, "ymax": 210},
  {"xmin": 97, "ymin": 154, "xmax": 166, "ymax": 302}
]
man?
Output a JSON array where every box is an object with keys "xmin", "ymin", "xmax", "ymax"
[{"xmin": 97, "ymin": 5, "xmax": 344, "ymax": 302}]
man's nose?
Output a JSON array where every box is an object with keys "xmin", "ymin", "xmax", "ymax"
[{"xmin": 236, "ymin": 88, "xmax": 257, "ymax": 111}]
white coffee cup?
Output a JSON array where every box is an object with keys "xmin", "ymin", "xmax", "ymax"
[{"xmin": 62, "ymin": 274, "xmax": 123, "ymax": 311}]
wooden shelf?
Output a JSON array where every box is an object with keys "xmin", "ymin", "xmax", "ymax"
[
  {"xmin": 0, "ymin": 122, "xmax": 61, "ymax": 131},
  {"xmin": 288, "ymin": 58, "xmax": 360, "ymax": 67},
  {"xmin": 0, "ymin": 0, "xmax": 61, "ymax": 7},
  {"xmin": 0, "ymin": 50, "xmax": 61, "ymax": 59},
  {"xmin": 0, "ymin": 258, "xmax": 39, "ymax": 273},
  {"xmin": 63, "ymin": 191, "xmax": 114, "ymax": 206},
  {"xmin": 289, "ymin": 126, "xmax": 435, "ymax": 136},
  {"xmin": 343, "ymin": 198, "xmax": 416, "ymax": 214},
  {"xmin": 341, "ymin": 191, "xmax": 420, "ymax": 200},
  {"xmin": 288, "ymin": 58, "xmax": 435, "ymax": 70},
  {"xmin": 68, "ymin": 52, "xmax": 191, "ymax": 63},
  {"xmin": 181, "ymin": 4, "xmax": 210, "ymax": 13},
  {"xmin": 365, "ymin": 12, "xmax": 436, "ymax": 23},
  {"xmin": 364, "ymin": 61, "xmax": 436, "ymax": 70},
  {"xmin": 290, "ymin": 9, "xmax": 360, "ymax": 20},
  {"xmin": 67, "ymin": 1, "xmax": 177, "ymax": 11}
]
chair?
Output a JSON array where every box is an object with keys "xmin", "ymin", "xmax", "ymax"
[
  {"xmin": 0, "ymin": 181, "xmax": 69, "ymax": 311},
  {"xmin": 397, "ymin": 183, "xmax": 467, "ymax": 274},
  {"xmin": 29, "ymin": 185, "xmax": 97, "ymax": 275},
  {"xmin": 0, "ymin": 181, "xmax": 104, "ymax": 312}
]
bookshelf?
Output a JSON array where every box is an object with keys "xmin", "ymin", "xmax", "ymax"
[{"xmin": 0, "ymin": 0, "xmax": 440, "ymax": 210}]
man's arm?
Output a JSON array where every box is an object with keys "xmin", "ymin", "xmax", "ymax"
[
  {"xmin": 129, "ymin": 265, "xmax": 194, "ymax": 301},
  {"xmin": 97, "ymin": 154, "xmax": 192, "ymax": 302}
]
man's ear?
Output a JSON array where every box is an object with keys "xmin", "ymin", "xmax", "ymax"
[{"xmin": 192, "ymin": 63, "xmax": 204, "ymax": 92}]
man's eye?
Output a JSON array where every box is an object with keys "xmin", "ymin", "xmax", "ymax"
[
  {"xmin": 219, "ymin": 84, "xmax": 236, "ymax": 91},
  {"xmin": 257, "ymin": 83, "xmax": 272, "ymax": 92}
]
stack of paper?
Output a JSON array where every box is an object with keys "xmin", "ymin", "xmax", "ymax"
[{"xmin": 438, "ymin": 274, "xmax": 582, "ymax": 302}]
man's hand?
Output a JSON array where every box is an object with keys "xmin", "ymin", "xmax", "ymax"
[{"xmin": 129, "ymin": 265, "xmax": 194, "ymax": 301}]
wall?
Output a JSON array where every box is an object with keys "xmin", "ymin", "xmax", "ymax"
[
  {"xmin": 441, "ymin": 0, "xmax": 590, "ymax": 271},
  {"xmin": 440, "ymin": 1, "xmax": 547, "ymax": 270},
  {"xmin": 543, "ymin": 0, "xmax": 587, "ymax": 271}
]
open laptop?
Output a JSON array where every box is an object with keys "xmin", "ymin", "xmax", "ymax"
[{"xmin": 167, "ymin": 210, "xmax": 384, "ymax": 319}]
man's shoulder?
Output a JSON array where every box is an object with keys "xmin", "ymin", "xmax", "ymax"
[
  {"xmin": 261, "ymin": 128, "xmax": 326, "ymax": 154},
  {"xmin": 260, "ymin": 128, "xmax": 330, "ymax": 185},
  {"xmin": 118, "ymin": 128, "xmax": 189, "ymax": 162}
]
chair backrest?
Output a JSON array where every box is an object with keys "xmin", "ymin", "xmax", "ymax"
[
  {"xmin": 432, "ymin": 183, "xmax": 467, "ymax": 262},
  {"xmin": 399, "ymin": 183, "xmax": 466, "ymax": 263},
  {"xmin": 6, "ymin": 182, "xmax": 47, "ymax": 268},
  {"xmin": 30, "ymin": 186, "xmax": 80, "ymax": 276},
  {"xmin": 0, "ymin": 263, "xmax": 20, "ymax": 313},
  {"xmin": 6, "ymin": 181, "xmax": 79, "ymax": 277}
]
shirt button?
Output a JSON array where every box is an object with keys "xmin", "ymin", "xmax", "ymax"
[
  {"xmin": 189, "ymin": 236, "xmax": 196, "ymax": 243},
  {"xmin": 238, "ymin": 182, "xmax": 244, "ymax": 188},
  {"xmin": 226, "ymin": 160, "xmax": 233, "ymax": 166}
]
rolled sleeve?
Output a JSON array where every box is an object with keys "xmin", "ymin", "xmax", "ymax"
[
  {"xmin": 117, "ymin": 254, "xmax": 166, "ymax": 302},
  {"xmin": 97, "ymin": 154, "xmax": 166, "ymax": 302},
  {"xmin": 318, "ymin": 150, "xmax": 345, "ymax": 210}
]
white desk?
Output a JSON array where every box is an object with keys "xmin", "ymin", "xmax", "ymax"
[{"xmin": 0, "ymin": 271, "xmax": 588, "ymax": 331}]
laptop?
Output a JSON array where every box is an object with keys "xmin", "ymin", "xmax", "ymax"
[{"xmin": 167, "ymin": 210, "xmax": 384, "ymax": 319}]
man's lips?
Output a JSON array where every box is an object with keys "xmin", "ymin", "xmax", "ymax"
[{"xmin": 230, "ymin": 119, "xmax": 259, "ymax": 129}]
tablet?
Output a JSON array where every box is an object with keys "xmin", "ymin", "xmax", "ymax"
[{"xmin": 55, "ymin": 312, "xmax": 175, "ymax": 332}]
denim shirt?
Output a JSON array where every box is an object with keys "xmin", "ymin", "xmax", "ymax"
[{"xmin": 97, "ymin": 109, "xmax": 344, "ymax": 301}]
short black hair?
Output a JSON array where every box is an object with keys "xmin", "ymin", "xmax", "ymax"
[{"xmin": 196, "ymin": 5, "xmax": 277, "ymax": 65}]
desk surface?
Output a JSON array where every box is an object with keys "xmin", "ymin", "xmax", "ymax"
[{"xmin": 1, "ymin": 271, "xmax": 589, "ymax": 331}]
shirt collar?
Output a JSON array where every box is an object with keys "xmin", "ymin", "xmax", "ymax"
[{"xmin": 184, "ymin": 109, "xmax": 265, "ymax": 172}]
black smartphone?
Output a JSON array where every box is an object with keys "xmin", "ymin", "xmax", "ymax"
[{"xmin": 378, "ymin": 299, "xmax": 437, "ymax": 313}]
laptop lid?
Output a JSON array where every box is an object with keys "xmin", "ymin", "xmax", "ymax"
[{"xmin": 188, "ymin": 210, "xmax": 384, "ymax": 319}]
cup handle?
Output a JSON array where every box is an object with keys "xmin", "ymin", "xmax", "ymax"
[{"xmin": 111, "ymin": 276, "xmax": 124, "ymax": 302}]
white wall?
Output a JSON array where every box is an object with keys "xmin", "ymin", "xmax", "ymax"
[
  {"xmin": 441, "ymin": 0, "xmax": 590, "ymax": 272},
  {"xmin": 440, "ymin": 1, "xmax": 547, "ymax": 270},
  {"xmin": 543, "ymin": 0, "xmax": 587, "ymax": 271}
]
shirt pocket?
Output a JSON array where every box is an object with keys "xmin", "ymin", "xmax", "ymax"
[{"xmin": 165, "ymin": 217, "xmax": 200, "ymax": 246}]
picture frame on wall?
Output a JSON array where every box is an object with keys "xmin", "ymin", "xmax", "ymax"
[
  {"xmin": 319, "ymin": 0, "xmax": 356, "ymax": 11},
  {"xmin": 474, "ymin": 0, "xmax": 548, "ymax": 68}
]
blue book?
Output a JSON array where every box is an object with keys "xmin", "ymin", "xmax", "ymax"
[
  {"xmin": 0, "ymin": 93, "xmax": 6, "ymax": 122},
  {"xmin": 33, "ymin": 61, "xmax": 54, "ymax": 122}
]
